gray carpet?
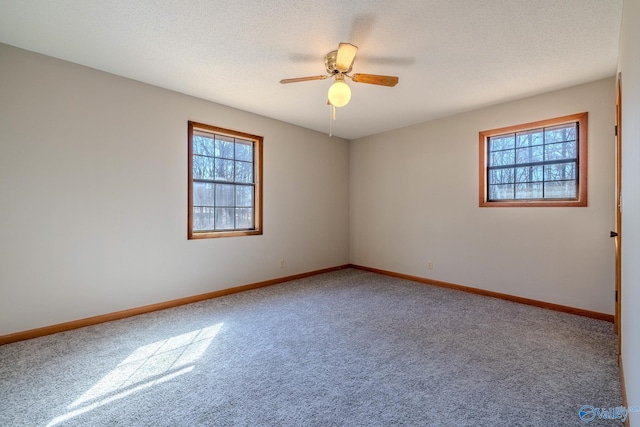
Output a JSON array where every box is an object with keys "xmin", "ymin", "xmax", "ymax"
[{"xmin": 0, "ymin": 269, "xmax": 622, "ymax": 426}]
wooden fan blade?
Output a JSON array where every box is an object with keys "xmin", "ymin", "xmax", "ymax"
[
  {"xmin": 336, "ymin": 43, "xmax": 358, "ymax": 72},
  {"xmin": 280, "ymin": 75, "xmax": 328, "ymax": 84},
  {"xmin": 351, "ymin": 73, "xmax": 399, "ymax": 87}
]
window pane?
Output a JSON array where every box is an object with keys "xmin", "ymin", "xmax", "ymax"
[
  {"xmin": 193, "ymin": 135, "xmax": 215, "ymax": 156},
  {"xmin": 516, "ymin": 145, "xmax": 543, "ymax": 164},
  {"xmin": 544, "ymin": 181, "xmax": 577, "ymax": 198},
  {"xmin": 489, "ymin": 184, "xmax": 513, "ymax": 200},
  {"xmin": 193, "ymin": 182, "xmax": 215, "ymax": 207},
  {"xmin": 234, "ymin": 161, "xmax": 254, "ymax": 183},
  {"xmin": 489, "ymin": 168, "xmax": 514, "ymax": 184},
  {"xmin": 516, "ymin": 130, "xmax": 543, "ymax": 147},
  {"xmin": 515, "ymin": 183, "xmax": 543, "ymax": 199},
  {"xmin": 545, "ymin": 141, "xmax": 577, "ymax": 161},
  {"xmin": 215, "ymin": 208, "xmax": 235, "ymax": 230},
  {"xmin": 480, "ymin": 115, "xmax": 585, "ymax": 206},
  {"xmin": 489, "ymin": 134, "xmax": 515, "ymax": 151},
  {"xmin": 235, "ymin": 140, "xmax": 253, "ymax": 162},
  {"xmin": 515, "ymin": 166, "xmax": 543, "ymax": 183},
  {"xmin": 545, "ymin": 123, "xmax": 576, "ymax": 143},
  {"xmin": 215, "ymin": 159, "xmax": 234, "ymax": 181},
  {"xmin": 235, "ymin": 208, "xmax": 253, "ymax": 229},
  {"xmin": 236, "ymin": 185, "xmax": 253, "ymax": 207},
  {"xmin": 193, "ymin": 207, "xmax": 215, "ymax": 231},
  {"xmin": 489, "ymin": 150, "xmax": 515, "ymax": 167},
  {"xmin": 215, "ymin": 184, "xmax": 235, "ymax": 207},
  {"xmin": 193, "ymin": 155, "xmax": 214, "ymax": 179},
  {"xmin": 215, "ymin": 135, "xmax": 235, "ymax": 159},
  {"xmin": 189, "ymin": 122, "xmax": 262, "ymax": 238},
  {"xmin": 544, "ymin": 162, "xmax": 576, "ymax": 181}
]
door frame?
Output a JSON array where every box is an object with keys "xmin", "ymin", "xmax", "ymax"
[{"xmin": 614, "ymin": 72, "xmax": 622, "ymax": 356}]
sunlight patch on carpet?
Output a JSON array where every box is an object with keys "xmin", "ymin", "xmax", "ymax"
[{"xmin": 46, "ymin": 323, "xmax": 223, "ymax": 427}]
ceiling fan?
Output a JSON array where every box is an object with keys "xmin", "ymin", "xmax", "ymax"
[{"xmin": 280, "ymin": 42, "xmax": 399, "ymax": 109}]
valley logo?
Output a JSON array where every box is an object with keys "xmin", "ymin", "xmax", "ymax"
[{"xmin": 579, "ymin": 405, "xmax": 639, "ymax": 423}]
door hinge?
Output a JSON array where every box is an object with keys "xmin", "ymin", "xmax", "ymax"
[
  {"xmin": 615, "ymin": 290, "xmax": 618, "ymax": 302},
  {"xmin": 615, "ymin": 125, "xmax": 618, "ymax": 136}
]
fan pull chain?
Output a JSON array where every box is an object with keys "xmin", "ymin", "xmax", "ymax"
[{"xmin": 329, "ymin": 104, "xmax": 336, "ymax": 137}]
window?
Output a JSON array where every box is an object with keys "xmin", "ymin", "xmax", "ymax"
[
  {"xmin": 188, "ymin": 121, "xmax": 263, "ymax": 239},
  {"xmin": 479, "ymin": 112, "xmax": 588, "ymax": 207}
]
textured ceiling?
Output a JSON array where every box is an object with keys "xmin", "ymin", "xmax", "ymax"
[{"xmin": 0, "ymin": 0, "xmax": 623, "ymax": 140}]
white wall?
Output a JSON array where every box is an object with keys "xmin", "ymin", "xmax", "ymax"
[
  {"xmin": 619, "ymin": 0, "xmax": 640, "ymax": 423},
  {"xmin": 0, "ymin": 43, "xmax": 350, "ymax": 336},
  {"xmin": 350, "ymin": 78, "xmax": 615, "ymax": 315}
]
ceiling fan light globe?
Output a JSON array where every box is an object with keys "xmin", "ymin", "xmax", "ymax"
[{"xmin": 328, "ymin": 81, "xmax": 351, "ymax": 107}]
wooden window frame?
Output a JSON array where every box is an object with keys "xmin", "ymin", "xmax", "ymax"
[
  {"xmin": 188, "ymin": 121, "xmax": 263, "ymax": 239},
  {"xmin": 479, "ymin": 112, "xmax": 588, "ymax": 207}
]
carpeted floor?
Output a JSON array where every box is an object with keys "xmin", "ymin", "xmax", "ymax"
[{"xmin": 0, "ymin": 269, "xmax": 623, "ymax": 426}]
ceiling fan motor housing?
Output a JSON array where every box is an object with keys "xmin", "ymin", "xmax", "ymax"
[{"xmin": 325, "ymin": 50, "xmax": 353, "ymax": 75}]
